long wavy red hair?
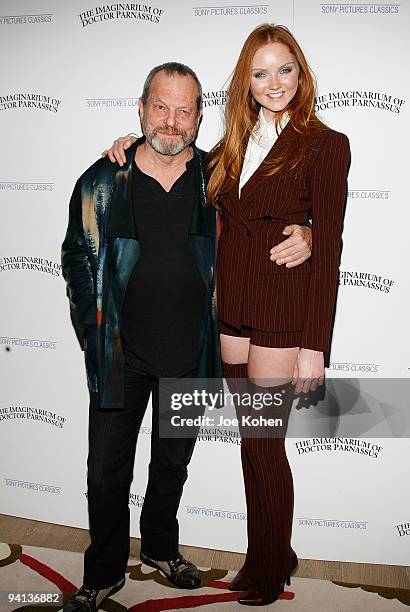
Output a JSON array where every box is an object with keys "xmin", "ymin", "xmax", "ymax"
[{"xmin": 206, "ymin": 24, "xmax": 325, "ymax": 205}]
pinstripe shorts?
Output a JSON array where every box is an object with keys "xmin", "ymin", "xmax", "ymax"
[{"xmin": 219, "ymin": 319, "xmax": 301, "ymax": 348}]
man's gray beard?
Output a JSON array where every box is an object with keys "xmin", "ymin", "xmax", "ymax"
[
  {"xmin": 141, "ymin": 118, "xmax": 196, "ymax": 156},
  {"xmin": 150, "ymin": 134, "xmax": 188, "ymax": 155}
]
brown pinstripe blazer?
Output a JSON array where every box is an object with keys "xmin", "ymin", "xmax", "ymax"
[{"xmin": 216, "ymin": 121, "xmax": 350, "ymax": 353}]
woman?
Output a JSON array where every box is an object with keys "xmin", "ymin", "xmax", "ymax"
[
  {"xmin": 206, "ymin": 24, "xmax": 350, "ymax": 605},
  {"xmin": 103, "ymin": 24, "xmax": 350, "ymax": 606}
]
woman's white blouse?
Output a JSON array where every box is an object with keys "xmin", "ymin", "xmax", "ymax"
[{"xmin": 239, "ymin": 109, "xmax": 289, "ymax": 195}]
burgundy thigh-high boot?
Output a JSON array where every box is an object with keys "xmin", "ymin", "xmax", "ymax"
[
  {"xmin": 223, "ymin": 362, "xmax": 264, "ymax": 593},
  {"xmin": 239, "ymin": 379, "xmax": 298, "ymax": 605},
  {"xmin": 224, "ymin": 362, "xmax": 298, "ymax": 604}
]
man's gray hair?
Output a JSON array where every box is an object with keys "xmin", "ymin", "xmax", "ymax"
[{"xmin": 141, "ymin": 62, "xmax": 203, "ymax": 112}]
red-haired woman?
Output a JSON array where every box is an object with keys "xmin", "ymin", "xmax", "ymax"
[{"xmin": 206, "ymin": 23, "xmax": 350, "ymax": 605}]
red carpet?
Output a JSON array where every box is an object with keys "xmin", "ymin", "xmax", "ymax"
[{"xmin": 0, "ymin": 543, "xmax": 408, "ymax": 610}]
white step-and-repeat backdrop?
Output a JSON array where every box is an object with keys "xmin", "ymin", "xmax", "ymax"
[{"xmin": 1, "ymin": 0, "xmax": 409, "ymax": 566}]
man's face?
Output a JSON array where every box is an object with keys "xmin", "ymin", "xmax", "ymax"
[{"xmin": 139, "ymin": 71, "xmax": 202, "ymax": 156}]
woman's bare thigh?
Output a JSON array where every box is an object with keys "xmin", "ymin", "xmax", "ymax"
[
  {"xmin": 220, "ymin": 334, "xmax": 250, "ymax": 364},
  {"xmin": 248, "ymin": 345, "xmax": 299, "ymax": 387}
]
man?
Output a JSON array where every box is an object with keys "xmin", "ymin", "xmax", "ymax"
[{"xmin": 62, "ymin": 62, "xmax": 311, "ymax": 611}]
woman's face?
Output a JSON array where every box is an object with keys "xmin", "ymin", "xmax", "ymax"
[{"xmin": 250, "ymin": 42, "xmax": 300, "ymax": 121}]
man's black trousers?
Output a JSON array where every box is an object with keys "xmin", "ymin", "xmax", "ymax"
[{"xmin": 83, "ymin": 368, "xmax": 197, "ymax": 589}]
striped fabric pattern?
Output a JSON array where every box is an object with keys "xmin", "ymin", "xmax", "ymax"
[{"xmin": 217, "ymin": 123, "xmax": 350, "ymax": 353}]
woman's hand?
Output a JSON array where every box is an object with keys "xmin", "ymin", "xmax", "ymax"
[
  {"xmin": 101, "ymin": 134, "xmax": 138, "ymax": 166},
  {"xmin": 292, "ymin": 348, "xmax": 324, "ymax": 394}
]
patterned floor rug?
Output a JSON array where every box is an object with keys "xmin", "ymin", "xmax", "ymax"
[{"xmin": 0, "ymin": 543, "xmax": 409, "ymax": 611}]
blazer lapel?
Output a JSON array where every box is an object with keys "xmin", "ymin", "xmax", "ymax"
[{"xmin": 240, "ymin": 121, "xmax": 297, "ymax": 210}]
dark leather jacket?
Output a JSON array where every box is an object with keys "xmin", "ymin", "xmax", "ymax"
[{"xmin": 61, "ymin": 140, "xmax": 222, "ymax": 409}]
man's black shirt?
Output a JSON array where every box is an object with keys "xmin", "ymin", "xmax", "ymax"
[{"xmin": 121, "ymin": 156, "xmax": 206, "ymax": 377}]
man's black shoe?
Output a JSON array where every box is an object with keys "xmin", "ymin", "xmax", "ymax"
[
  {"xmin": 63, "ymin": 577, "xmax": 125, "ymax": 611},
  {"xmin": 140, "ymin": 552, "xmax": 201, "ymax": 588}
]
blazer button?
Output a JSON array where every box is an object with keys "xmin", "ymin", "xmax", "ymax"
[{"xmin": 246, "ymin": 228, "xmax": 251, "ymax": 236}]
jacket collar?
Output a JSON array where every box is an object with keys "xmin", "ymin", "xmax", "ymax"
[{"xmin": 105, "ymin": 140, "xmax": 138, "ymax": 239}]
